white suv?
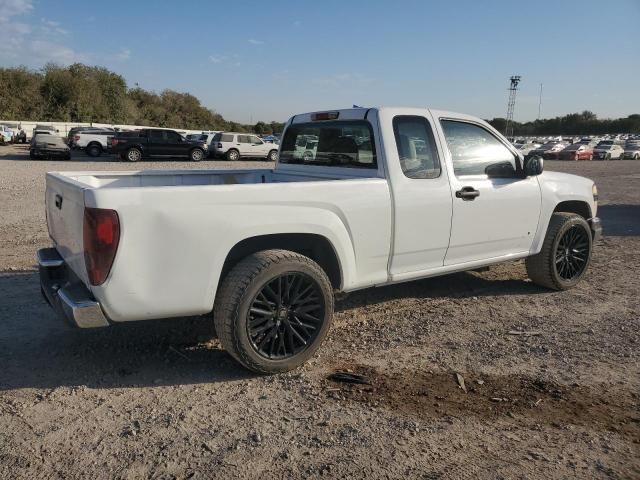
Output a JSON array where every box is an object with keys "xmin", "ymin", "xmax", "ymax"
[{"xmin": 211, "ymin": 132, "xmax": 279, "ymax": 161}]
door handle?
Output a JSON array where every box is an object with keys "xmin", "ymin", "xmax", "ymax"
[{"xmin": 455, "ymin": 186, "xmax": 480, "ymax": 201}]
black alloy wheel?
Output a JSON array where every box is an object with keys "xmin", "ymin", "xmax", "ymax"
[
  {"xmin": 247, "ymin": 272, "xmax": 325, "ymax": 360},
  {"xmin": 554, "ymin": 224, "xmax": 590, "ymax": 280}
]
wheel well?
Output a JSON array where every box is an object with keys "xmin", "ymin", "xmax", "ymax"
[
  {"xmin": 554, "ymin": 200, "xmax": 592, "ymax": 220},
  {"xmin": 221, "ymin": 233, "xmax": 342, "ymax": 290},
  {"xmin": 87, "ymin": 141, "xmax": 102, "ymax": 149}
]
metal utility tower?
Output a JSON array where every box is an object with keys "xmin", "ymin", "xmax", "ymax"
[
  {"xmin": 537, "ymin": 83, "xmax": 543, "ymax": 120},
  {"xmin": 504, "ymin": 75, "xmax": 521, "ymax": 139}
]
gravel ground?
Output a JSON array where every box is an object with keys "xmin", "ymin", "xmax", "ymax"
[{"xmin": 1, "ymin": 144, "xmax": 638, "ymax": 479}]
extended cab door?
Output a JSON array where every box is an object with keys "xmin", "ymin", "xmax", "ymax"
[
  {"xmin": 435, "ymin": 117, "xmax": 541, "ymax": 265},
  {"xmin": 379, "ymin": 109, "xmax": 454, "ymax": 279}
]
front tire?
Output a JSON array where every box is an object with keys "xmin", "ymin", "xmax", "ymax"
[
  {"xmin": 226, "ymin": 149, "xmax": 239, "ymax": 161},
  {"xmin": 214, "ymin": 250, "xmax": 334, "ymax": 374},
  {"xmin": 526, "ymin": 212, "xmax": 592, "ymax": 290},
  {"xmin": 267, "ymin": 149, "xmax": 278, "ymax": 162}
]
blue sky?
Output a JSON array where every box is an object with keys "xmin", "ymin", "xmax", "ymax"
[{"xmin": 1, "ymin": 0, "xmax": 638, "ymax": 123}]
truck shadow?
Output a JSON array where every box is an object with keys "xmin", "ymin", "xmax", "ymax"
[
  {"xmin": 336, "ymin": 269, "xmax": 544, "ymax": 312},
  {"xmin": 0, "ymin": 272, "xmax": 251, "ymax": 391},
  {"xmin": 598, "ymin": 204, "xmax": 640, "ymax": 236},
  {"xmin": 0, "ymin": 269, "xmax": 544, "ymax": 391}
]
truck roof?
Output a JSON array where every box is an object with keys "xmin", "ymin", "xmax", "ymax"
[{"xmin": 288, "ymin": 107, "xmax": 487, "ymax": 126}]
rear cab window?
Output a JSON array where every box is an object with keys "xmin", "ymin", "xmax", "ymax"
[
  {"xmin": 279, "ymin": 120, "xmax": 376, "ymax": 168},
  {"xmin": 393, "ymin": 116, "xmax": 441, "ymax": 179}
]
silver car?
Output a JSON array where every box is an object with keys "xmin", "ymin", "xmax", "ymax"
[
  {"xmin": 593, "ymin": 144, "xmax": 624, "ymax": 160},
  {"xmin": 623, "ymin": 141, "xmax": 640, "ymax": 160},
  {"xmin": 210, "ymin": 132, "xmax": 279, "ymax": 161}
]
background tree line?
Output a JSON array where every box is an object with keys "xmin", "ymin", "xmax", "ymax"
[
  {"xmin": 0, "ymin": 64, "xmax": 285, "ymax": 135},
  {"xmin": 2, "ymin": 64, "xmax": 637, "ymax": 136},
  {"xmin": 488, "ymin": 110, "xmax": 640, "ymax": 136}
]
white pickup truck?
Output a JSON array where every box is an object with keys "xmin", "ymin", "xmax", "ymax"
[
  {"xmin": 38, "ymin": 107, "xmax": 601, "ymax": 373},
  {"xmin": 70, "ymin": 129, "xmax": 115, "ymax": 157}
]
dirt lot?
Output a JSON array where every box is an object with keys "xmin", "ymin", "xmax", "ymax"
[{"xmin": 1, "ymin": 143, "xmax": 638, "ymax": 479}]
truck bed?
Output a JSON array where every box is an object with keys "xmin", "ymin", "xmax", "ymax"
[
  {"xmin": 45, "ymin": 166, "xmax": 391, "ymax": 322},
  {"xmin": 51, "ymin": 168, "xmax": 363, "ymax": 188}
]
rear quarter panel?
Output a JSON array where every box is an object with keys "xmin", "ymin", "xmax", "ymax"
[{"xmin": 87, "ymin": 178, "xmax": 392, "ymax": 322}]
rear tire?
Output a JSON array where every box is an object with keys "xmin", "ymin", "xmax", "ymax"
[
  {"xmin": 125, "ymin": 147, "xmax": 142, "ymax": 162},
  {"xmin": 267, "ymin": 149, "xmax": 278, "ymax": 162},
  {"xmin": 214, "ymin": 249, "xmax": 334, "ymax": 374},
  {"xmin": 226, "ymin": 149, "xmax": 239, "ymax": 161},
  {"xmin": 86, "ymin": 144, "xmax": 102, "ymax": 157},
  {"xmin": 526, "ymin": 212, "xmax": 592, "ymax": 291},
  {"xmin": 190, "ymin": 148, "xmax": 204, "ymax": 162}
]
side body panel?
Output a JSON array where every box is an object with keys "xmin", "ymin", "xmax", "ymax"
[{"xmin": 86, "ymin": 177, "xmax": 392, "ymax": 322}]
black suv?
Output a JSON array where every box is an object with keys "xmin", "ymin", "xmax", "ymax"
[{"xmin": 111, "ymin": 129, "xmax": 208, "ymax": 162}]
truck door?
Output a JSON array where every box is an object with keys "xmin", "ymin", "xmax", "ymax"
[
  {"xmin": 437, "ymin": 118, "xmax": 541, "ymax": 266},
  {"xmin": 148, "ymin": 129, "xmax": 165, "ymax": 156},
  {"xmin": 165, "ymin": 130, "xmax": 184, "ymax": 157},
  {"xmin": 237, "ymin": 135, "xmax": 253, "ymax": 156},
  {"xmin": 381, "ymin": 111, "xmax": 454, "ymax": 278}
]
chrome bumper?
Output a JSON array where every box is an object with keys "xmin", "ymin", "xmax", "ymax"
[
  {"xmin": 590, "ymin": 217, "xmax": 602, "ymax": 242},
  {"xmin": 38, "ymin": 248, "xmax": 109, "ymax": 328}
]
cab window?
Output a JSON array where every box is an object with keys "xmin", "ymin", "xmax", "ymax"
[
  {"xmin": 393, "ymin": 116, "xmax": 441, "ymax": 179},
  {"xmin": 440, "ymin": 120, "xmax": 518, "ymax": 177}
]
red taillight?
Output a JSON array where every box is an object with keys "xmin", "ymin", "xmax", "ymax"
[
  {"xmin": 83, "ymin": 207, "xmax": 120, "ymax": 286},
  {"xmin": 74, "ymin": 135, "xmax": 80, "ymax": 141},
  {"xmin": 111, "ymin": 138, "xmax": 119, "ymax": 146},
  {"xmin": 311, "ymin": 111, "xmax": 340, "ymax": 121}
]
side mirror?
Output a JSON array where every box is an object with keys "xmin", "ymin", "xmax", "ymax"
[
  {"xmin": 524, "ymin": 155, "xmax": 544, "ymax": 176},
  {"xmin": 485, "ymin": 161, "xmax": 518, "ymax": 178}
]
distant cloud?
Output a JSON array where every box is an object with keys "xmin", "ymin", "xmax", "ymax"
[
  {"xmin": 0, "ymin": 2, "xmax": 86, "ymax": 66},
  {"xmin": 313, "ymin": 73, "xmax": 375, "ymax": 87},
  {"xmin": 248, "ymin": 38, "xmax": 264, "ymax": 45},
  {"xmin": 114, "ymin": 48, "xmax": 131, "ymax": 61},
  {"xmin": 208, "ymin": 53, "xmax": 241, "ymax": 66},
  {"xmin": 41, "ymin": 18, "xmax": 69, "ymax": 35},
  {"xmin": 0, "ymin": 0, "xmax": 33, "ymax": 21}
]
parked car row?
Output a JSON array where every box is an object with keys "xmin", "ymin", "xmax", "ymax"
[{"xmin": 517, "ymin": 135, "xmax": 640, "ymax": 161}]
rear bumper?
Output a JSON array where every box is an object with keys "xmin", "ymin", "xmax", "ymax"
[
  {"xmin": 590, "ymin": 217, "xmax": 602, "ymax": 242},
  {"xmin": 38, "ymin": 247, "xmax": 109, "ymax": 328}
]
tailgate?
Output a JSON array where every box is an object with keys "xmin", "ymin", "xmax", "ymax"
[{"xmin": 45, "ymin": 173, "xmax": 89, "ymax": 284}]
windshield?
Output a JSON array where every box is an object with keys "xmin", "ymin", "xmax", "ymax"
[
  {"xmin": 597, "ymin": 145, "xmax": 612, "ymax": 150},
  {"xmin": 279, "ymin": 120, "xmax": 377, "ymax": 169}
]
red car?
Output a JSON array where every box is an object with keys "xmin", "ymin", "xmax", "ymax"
[{"xmin": 557, "ymin": 144, "xmax": 593, "ymax": 161}]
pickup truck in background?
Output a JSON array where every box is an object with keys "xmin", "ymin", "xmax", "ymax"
[
  {"xmin": 70, "ymin": 129, "xmax": 115, "ymax": 157},
  {"xmin": 111, "ymin": 129, "xmax": 208, "ymax": 162},
  {"xmin": 38, "ymin": 107, "xmax": 601, "ymax": 374}
]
